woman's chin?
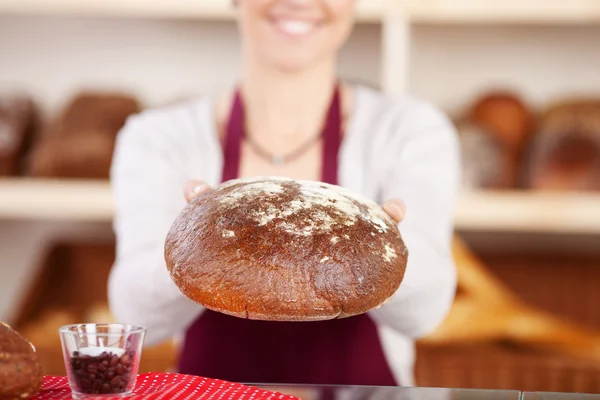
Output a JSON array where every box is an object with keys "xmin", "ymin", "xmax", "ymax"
[{"xmin": 262, "ymin": 53, "xmax": 330, "ymax": 74}]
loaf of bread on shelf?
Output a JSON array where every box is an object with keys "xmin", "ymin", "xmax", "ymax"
[
  {"xmin": 459, "ymin": 90, "xmax": 534, "ymax": 189},
  {"xmin": 470, "ymin": 91, "xmax": 534, "ymax": 153},
  {"xmin": 28, "ymin": 131, "xmax": 116, "ymax": 179},
  {"xmin": 0, "ymin": 94, "xmax": 37, "ymax": 176},
  {"xmin": 0, "ymin": 322, "xmax": 43, "ymax": 399},
  {"xmin": 524, "ymin": 99, "xmax": 600, "ymax": 191},
  {"xmin": 165, "ymin": 176, "xmax": 408, "ymax": 321},
  {"xmin": 456, "ymin": 119, "xmax": 511, "ymax": 189},
  {"xmin": 465, "ymin": 91, "xmax": 534, "ymax": 188},
  {"xmin": 51, "ymin": 92, "xmax": 141, "ymax": 137},
  {"xmin": 27, "ymin": 91, "xmax": 141, "ymax": 179}
]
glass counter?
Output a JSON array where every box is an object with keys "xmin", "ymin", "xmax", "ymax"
[
  {"xmin": 523, "ymin": 393, "xmax": 600, "ymax": 400},
  {"xmin": 257, "ymin": 384, "xmax": 521, "ymax": 400}
]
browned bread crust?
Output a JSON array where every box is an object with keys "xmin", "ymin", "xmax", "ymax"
[
  {"xmin": 165, "ymin": 177, "xmax": 408, "ymax": 321},
  {"xmin": 0, "ymin": 322, "xmax": 42, "ymax": 399},
  {"xmin": 524, "ymin": 99, "xmax": 600, "ymax": 191}
]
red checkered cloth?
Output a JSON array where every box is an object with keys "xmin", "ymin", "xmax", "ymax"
[{"xmin": 34, "ymin": 373, "xmax": 301, "ymax": 399}]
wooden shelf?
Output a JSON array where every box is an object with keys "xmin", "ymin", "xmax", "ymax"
[
  {"xmin": 455, "ymin": 190, "xmax": 600, "ymax": 235},
  {"xmin": 407, "ymin": 0, "xmax": 600, "ymax": 24},
  {"xmin": 1, "ymin": 179, "xmax": 600, "ymax": 234},
  {"xmin": 0, "ymin": 0, "xmax": 235, "ymax": 20},
  {"xmin": 0, "ymin": 0, "xmax": 390, "ymax": 22},
  {"xmin": 0, "ymin": 179, "xmax": 113, "ymax": 222},
  {"xmin": 1, "ymin": 0, "xmax": 599, "ymax": 24}
]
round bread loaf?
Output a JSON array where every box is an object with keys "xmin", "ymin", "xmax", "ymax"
[
  {"xmin": 0, "ymin": 322, "xmax": 42, "ymax": 399},
  {"xmin": 164, "ymin": 177, "xmax": 408, "ymax": 321},
  {"xmin": 470, "ymin": 91, "xmax": 533, "ymax": 153},
  {"xmin": 524, "ymin": 99, "xmax": 600, "ymax": 191}
]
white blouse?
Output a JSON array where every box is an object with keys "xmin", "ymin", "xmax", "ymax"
[{"xmin": 108, "ymin": 85, "xmax": 460, "ymax": 386}]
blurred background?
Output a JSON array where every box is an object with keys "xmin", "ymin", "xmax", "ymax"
[{"xmin": 1, "ymin": 0, "xmax": 600, "ymax": 394}]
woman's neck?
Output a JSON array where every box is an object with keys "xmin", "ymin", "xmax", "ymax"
[{"xmin": 239, "ymin": 61, "xmax": 338, "ymax": 148}]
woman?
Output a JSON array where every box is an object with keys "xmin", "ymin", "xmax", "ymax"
[{"xmin": 108, "ymin": 0, "xmax": 459, "ymax": 387}]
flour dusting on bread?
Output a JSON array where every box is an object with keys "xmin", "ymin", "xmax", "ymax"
[{"xmin": 216, "ymin": 177, "xmax": 393, "ymax": 237}]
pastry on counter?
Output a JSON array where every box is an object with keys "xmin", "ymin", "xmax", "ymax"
[
  {"xmin": 27, "ymin": 92, "xmax": 141, "ymax": 179},
  {"xmin": 524, "ymin": 99, "xmax": 600, "ymax": 191},
  {"xmin": 0, "ymin": 94, "xmax": 37, "ymax": 176},
  {"xmin": 0, "ymin": 322, "xmax": 43, "ymax": 399}
]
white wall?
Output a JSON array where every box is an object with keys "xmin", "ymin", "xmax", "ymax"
[
  {"xmin": 411, "ymin": 24, "xmax": 600, "ymax": 116},
  {"xmin": 0, "ymin": 15, "xmax": 382, "ymax": 117},
  {"xmin": 2, "ymin": 15, "xmax": 599, "ymax": 117},
  {"xmin": 1, "ymin": 14, "xmax": 600, "ymax": 321}
]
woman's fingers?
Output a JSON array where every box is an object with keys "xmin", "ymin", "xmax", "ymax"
[
  {"xmin": 184, "ymin": 180, "xmax": 211, "ymax": 203},
  {"xmin": 382, "ymin": 199, "xmax": 407, "ymax": 224}
]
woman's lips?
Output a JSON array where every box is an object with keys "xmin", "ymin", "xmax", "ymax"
[{"xmin": 271, "ymin": 17, "xmax": 321, "ymax": 37}]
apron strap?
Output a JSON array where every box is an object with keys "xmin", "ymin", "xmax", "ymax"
[
  {"xmin": 221, "ymin": 84, "xmax": 342, "ymax": 185},
  {"xmin": 221, "ymin": 90, "xmax": 245, "ymax": 183},
  {"xmin": 320, "ymin": 84, "xmax": 342, "ymax": 186}
]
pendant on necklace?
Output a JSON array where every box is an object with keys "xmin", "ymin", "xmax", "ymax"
[{"xmin": 272, "ymin": 154, "xmax": 285, "ymax": 165}]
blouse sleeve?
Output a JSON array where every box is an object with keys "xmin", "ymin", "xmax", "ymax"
[
  {"xmin": 107, "ymin": 113, "xmax": 205, "ymax": 346},
  {"xmin": 370, "ymin": 102, "xmax": 461, "ymax": 339}
]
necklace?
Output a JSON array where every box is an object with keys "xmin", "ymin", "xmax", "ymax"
[
  {"xmin": 244, "ymin": 131, "xmax": 322, "ymax": 166},
  {"xmin": 222, "ymin": 84, "xmax": 342, "ymax": 176}
]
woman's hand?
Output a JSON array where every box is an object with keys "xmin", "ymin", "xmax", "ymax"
[
  {"xmin": 382, "ymin": 198, "xmax": 406, "ymax": 224},
  {"xmin": 184, "ymin": 180, "xmax": 406, "ymax": 224},
  {"xmin": 183, "ymin": 180, "xmax": 211, "ymax": 203}
]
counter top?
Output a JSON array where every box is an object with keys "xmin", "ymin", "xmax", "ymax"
[
  {"xmin": 257, "ymin": 384, "xmax": 599, "ymax": 400},
  {"xmin": 259, "ymin": 385, "xmax": 521, "ymax": 399},
  {"xmin": 33, "ymin": 374, "xmax": 600, "ymax": 399}
]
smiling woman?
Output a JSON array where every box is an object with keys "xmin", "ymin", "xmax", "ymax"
[
  {"xmin": 108, "ymin": 0, "xmax": 460, "ymax": 388},
  {"xmin": 236, "ymin": 0, "xmax": 355, "ymax": 72}
]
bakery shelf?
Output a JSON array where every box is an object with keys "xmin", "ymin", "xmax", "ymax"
[
  {"xmin": 1, "ymin": 0, "xmax": 599, "ymax": 24},
  {"xmin": 0, "ymin": 179, "xmax": 112, "ymax": 222},
  {"xmin": 0, "ymin": 0, "xmax": 235, "ymax": 20},
  {"xmin": 407, "ymin": 0, "xmax": 600, "ymax": 24},
  {"xmin": 0, "ymin": 0, "xmax": 389, "ymax": 22},
  {"xmin": 455, "ymin": 190, "xmax": 600, "ymax": 235},
  {"xmin": 1, "ymin": 179, "xmax": 600, "ymax": 234}
]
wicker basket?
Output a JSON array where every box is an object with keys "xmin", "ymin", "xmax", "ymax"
[
  {"xmin": 416, "ymin": 343, "xmax": 600, "ymax": 393},
  {"xmin": 416, "ymin": 250, "xmax": 600, "ymax": 393}
]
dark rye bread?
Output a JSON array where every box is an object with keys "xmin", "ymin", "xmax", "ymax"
[{"xmin": 164, "ymin": 177, "xmax": 408, "ymax": 321}]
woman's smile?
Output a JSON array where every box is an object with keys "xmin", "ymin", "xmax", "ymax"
[{"xmin": 270, "ymin": 17, "xmax": 322, "ymax": 38}]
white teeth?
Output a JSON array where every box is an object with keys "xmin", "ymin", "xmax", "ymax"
[{"xmin": 277, "ymin": 20, "xmax": 315, "ymax": 35}]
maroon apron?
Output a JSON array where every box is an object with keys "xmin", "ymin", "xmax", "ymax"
[{"xmin": 178, "ymin": 86, "xmax": 398, "ymax": 387}]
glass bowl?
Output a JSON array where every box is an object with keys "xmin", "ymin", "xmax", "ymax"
[{"xmin": 59, "ymin": 323, "xmax": 146, "ymax": 398}]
